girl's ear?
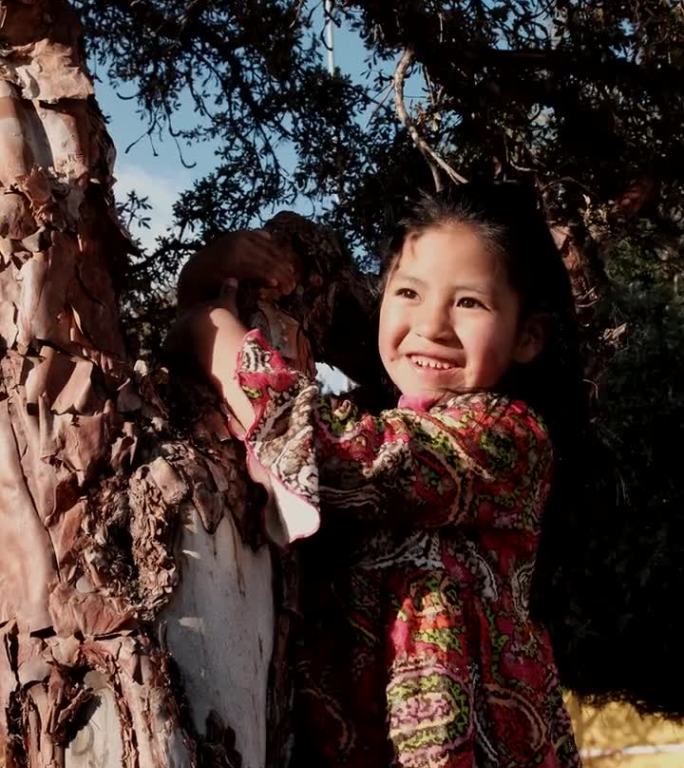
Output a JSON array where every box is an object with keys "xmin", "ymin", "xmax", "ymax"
[{"xmin": 513, "ymin": 313, "xmax": 549, "ymax": 364}]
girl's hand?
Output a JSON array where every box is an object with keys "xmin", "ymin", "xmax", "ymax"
[
  {"xmin": 177, "ymin": 229, "xmax": 298, "ymax": 310},
  {"xmin": 169, "ymin": 304, "xmax": 254, "ymax": 429}
]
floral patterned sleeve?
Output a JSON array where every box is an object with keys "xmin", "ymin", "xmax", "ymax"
[{"xmin": 236, "ymin": 329, "xmax": 553, "ymax": 545}]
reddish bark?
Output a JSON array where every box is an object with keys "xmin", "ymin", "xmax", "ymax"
[{"xmin": 0, "ymin": 2, "xmax": 289, "ymax": 765}]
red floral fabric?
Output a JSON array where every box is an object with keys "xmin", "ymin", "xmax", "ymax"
[{"xmin": 236, "ymin": 329, "xmax": 581, "ymax": 768}]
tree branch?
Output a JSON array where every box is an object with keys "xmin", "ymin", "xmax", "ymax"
[
  {"xmin": 353, "ymin": 2, "xmax": 680, "ymax": 110},
  {"xmin": 393, "ymin": 48, "xmax": 467, "ymax": 190}
]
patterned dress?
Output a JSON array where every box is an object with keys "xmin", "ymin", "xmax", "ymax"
[{"xmin": 236, "ymin": 330, "xmax": 581, "ymax": 768}]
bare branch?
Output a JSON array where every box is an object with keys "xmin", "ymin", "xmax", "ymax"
[{"xmin": 393, "ymin": 48, "xmax": 467, "ymax": 190}]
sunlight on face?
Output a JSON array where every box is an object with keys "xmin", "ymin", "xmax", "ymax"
[{"xmin": 378, "ymin": 223, "xmax": 531, "ymax": 399}]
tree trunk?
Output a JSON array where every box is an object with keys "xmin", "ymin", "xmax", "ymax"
[{"xmin": 0, "ymin": 2, "xmax": 300, "ymax": 766}]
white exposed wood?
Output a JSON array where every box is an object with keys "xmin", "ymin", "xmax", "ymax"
[{"xmin": 161, "ymin": 507, "xmax": 274, "ymax": 768}]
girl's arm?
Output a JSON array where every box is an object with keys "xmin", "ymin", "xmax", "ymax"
[
  {"xmin": 189, "ymin": 303, "xmax": 255, "ymax": 431},
  {"xmin": 172, "ymin": 229, "xmax": 297, "ymax": 428},
  {"xmin": 236, "ymin": 329, "xmax": 553, "ymax": 544}
]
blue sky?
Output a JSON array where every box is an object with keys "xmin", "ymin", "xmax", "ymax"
[{"xmin": 91, "ymin": 7, "xmax": 384, "ymax": 251}]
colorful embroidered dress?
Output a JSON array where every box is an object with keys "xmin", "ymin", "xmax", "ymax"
[{"xmin": 236, "ymin": 330, "xmax": 581, "ymax": 768}]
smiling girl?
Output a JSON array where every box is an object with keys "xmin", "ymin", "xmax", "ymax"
[{"xmin": 178, "ymin": 184, "xmax": 584, "ymax": 767}]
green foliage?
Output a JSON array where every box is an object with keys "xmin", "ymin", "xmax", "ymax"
[
  {"xmin": 599, "ymin": 207, "xmax": 684, "ymax": 518},
  {"xmin": 539, "ymin": 202, "xmax": 684, "ymax": 715},
  {"xmin": 76, "ymin": 0, "xmax": 684, "ymax": 273}
]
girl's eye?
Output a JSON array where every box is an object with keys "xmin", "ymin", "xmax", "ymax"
[
  {"xmin": 395, "ymin": 287, "xmax": 418, "ymax": 300},
  {"xmin": 457, "ymin": 297, "xmax": 486, "ymax": 309}
]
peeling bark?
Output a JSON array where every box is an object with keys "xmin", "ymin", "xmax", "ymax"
[
  {"xmin": 0, "ymin": 1, "xmax": 203, "ymax": 763},
  {"xmin": 0, "ymin": 3, "xmax": 378, "ymax": 766},
  {"xmin": 0, "ymin": 3, "xmax": 314, "ymax": 767}
]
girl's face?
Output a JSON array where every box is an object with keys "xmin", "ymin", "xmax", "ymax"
[{"xmin": 378, "ymin": 223, "xmax": 542, "ymax": 400}]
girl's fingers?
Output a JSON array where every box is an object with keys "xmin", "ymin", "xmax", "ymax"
[
  {"xmin": 245, "ymin": 238, "xmax": 297, "ymax": 288},
  {"xmin": 208, "ymin": 230, "xmax": 297, "ymax": 291},
  {"xmin": 218, "ymin": 278, "xmax": 240, "ymax": 314}
]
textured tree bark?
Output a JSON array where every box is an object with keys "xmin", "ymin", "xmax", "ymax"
[
  {"xmin": 0, "ymin": 4, "xmax": 377, "ymax": 766},
  {"xmin": 0, "ymin": 2, "xmax": 350, "ymax": 766}
]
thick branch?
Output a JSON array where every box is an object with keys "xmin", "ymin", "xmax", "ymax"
[{"xmin": 353, "ymin": 2, "xmax": 680, "ymax": 110}]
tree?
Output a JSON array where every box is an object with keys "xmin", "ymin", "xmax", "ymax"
[
  {"xmin": 76, "ymin": 0, "xmax": 684, "ymax": 714},
  {"xmin": 0, "ymin": 0, "xmax": 682, "ymax": 766},
  {"xmin": 0, "ymin": 3, "xmax": 331, "ymax": 766},
  {"xmin": 0, "ymin": 5, "xmax": 377, "ymax": 765}
]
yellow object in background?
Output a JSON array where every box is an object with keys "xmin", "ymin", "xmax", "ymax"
[{"xmin": 566, "ymin": 695, "xmax": 684, "ymax": 767}]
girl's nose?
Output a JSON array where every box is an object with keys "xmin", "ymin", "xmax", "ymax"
[{"xmin": 414, "ymin": 302, "xmax": 457, "ymax": 342}]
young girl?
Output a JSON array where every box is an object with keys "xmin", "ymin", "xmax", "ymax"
[{"xmin": 179, "ymin": 184, "xmax": 584, "ymax": 767}]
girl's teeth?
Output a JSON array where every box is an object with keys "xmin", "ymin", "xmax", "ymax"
[{"xmin": 413, "ymin": 357, "xmax": 452, "ymax": 370}]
